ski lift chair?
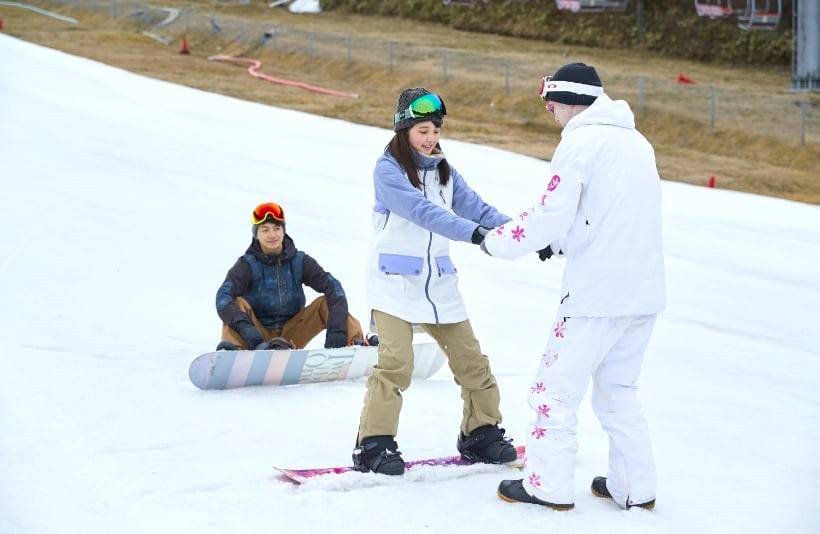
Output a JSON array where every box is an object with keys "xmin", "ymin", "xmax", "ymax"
[
  {"xmin": 737, "ymin": 0, "xmax": 781, "ymax": 30},
  {"xmin": 555, "ymin": 0, "xmax": 629, "ymax": 13},
  {"xmin": 694, "ymin": 0, "xmax": 738, "ymax": 19}
]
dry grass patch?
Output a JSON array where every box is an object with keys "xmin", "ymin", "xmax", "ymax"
[{"xmin": 2, "ymin": 1, "xmax": 818, "ymax": 204}]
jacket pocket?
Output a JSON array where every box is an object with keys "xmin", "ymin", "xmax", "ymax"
[
  {"xmin": 435, "ymin": 256, "xmax": 457, "ymax": 276},
  {"xmin": 378, "ymin": 254, "xmax": 424, "ymax": 276}
]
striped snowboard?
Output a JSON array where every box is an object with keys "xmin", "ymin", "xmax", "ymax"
[{"xmin": 189, "ymin": 342, "xmax": 445, "ymax": 390}]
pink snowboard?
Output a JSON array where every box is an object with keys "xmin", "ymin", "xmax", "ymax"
[{"xmin": 275, "ymin": 445, "xmax": 526, "ymax": 484}]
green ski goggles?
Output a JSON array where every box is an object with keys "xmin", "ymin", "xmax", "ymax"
[{"xmin": 393, "ymin": 93, "xmax": 447, "ymax": 128}]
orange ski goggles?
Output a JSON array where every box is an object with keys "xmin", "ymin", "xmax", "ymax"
[{"xmin": 252, "ymin": 202, "xmax": 286, "ymax": 225}]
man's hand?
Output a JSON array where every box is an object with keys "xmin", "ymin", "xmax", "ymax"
[
  {"xmin": 324, "ymin": 329, "xmax": 347, "ymax": 349},
  {"xmin": 537, "ymin": 245, "xmax": 554, "ymax": 261},
  {"xmin": 233, "ymin": 317, "xmax": 263, "ymax": 349},
  {"xmin": 470, "ymin": 226, "xmax": 490, "ymax": 245}
]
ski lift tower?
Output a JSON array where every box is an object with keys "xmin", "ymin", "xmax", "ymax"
[{"xmin": 792, "ymin": 0, "xmax": 819, "ymax": 91}]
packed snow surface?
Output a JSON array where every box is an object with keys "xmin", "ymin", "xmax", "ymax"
[{"xmin": 0, "ymin": 34, "xmax": 818, "ymax": 534}]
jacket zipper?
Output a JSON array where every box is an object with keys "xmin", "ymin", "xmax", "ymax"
[
  {"xmin": 276, "ymin": 259, "xmax": 284, "ymax": 316},
  {"xmin": 421, "ymin": 170, "xmax": 439, "ymax": 323}
]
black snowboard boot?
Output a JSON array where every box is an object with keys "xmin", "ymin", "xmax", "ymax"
[
  {"xmin": 497, "ymin": 479, "xmax": 574, "ymax": 511},
  {"xmin": 352, "ymin": 436, "xmax": 405, "ymax": 475},
  {"xmin": 351, "ymin": 334, "xmax": 379, "ymax": 347},
  {"xmin": 216, "ymin": 341, "xmax": 240, "ymax": 351},
  {"xmin": 258, "ymin": 337, "xmax": 296, "ymax": 350},
  {"xmin": 591, "ymin": 476, "xmax": 655, "ymax": 510},
  {"xmin": 457, "ymin": 424, "xmax": 517, "ymax": 464}
]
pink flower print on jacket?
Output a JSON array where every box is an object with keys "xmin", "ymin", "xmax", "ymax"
[
  {"xmin": 553, "ymin": 320, "xmax": 566, "ymax": 338},
  {"xmin": 529, "ymin": 472, "xmax": 542, "ymax": 488},
  {"xmin": 537, "ymin": 404, "xmax": 551, "ymax": 417},
  {"xmin": 495, "ymin": 225, "xmax": 505, "ymax": 236},
  {"xmin": 531, "ymin": 426, "xmax": 547, "ymax": 439},
  {"xmin": 542, "ymin": 350, "xmax": 559, "ymax": 368},
  {"xmin": 550, "ymin": 392, "xmax": 570, "ymax": 407},
  {"xmin": 540, "ymin": 175, "xmax": 562, "ymax": 206},
  {"xmin": 511, "ymin": 226, "xmax": 526, "ymax": 242},
  {"xmin": 530, "ymin": 382, "xmax": 545, "ymax": 394},
  {"xmin": 518, "ymin": 211, "xmax": 529, "ymax": 221}
]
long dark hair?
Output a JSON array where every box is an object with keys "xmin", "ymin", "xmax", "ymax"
[{"xmin": 386, "ymin": 129, "xmax": 451, "ymax": 189}]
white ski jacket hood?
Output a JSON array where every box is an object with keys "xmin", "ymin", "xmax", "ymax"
[
  {"xmin": 562, "ymin": 93, "xmax": 635, "ymax": 135},
  {"xmin": 484, "ymin": 94, "xmax": 666, "ymax": 317}
]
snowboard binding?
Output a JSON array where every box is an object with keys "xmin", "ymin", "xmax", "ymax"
[{"xmin": 352, "ymin": 436, "xmax": 405, "ymax": 476}]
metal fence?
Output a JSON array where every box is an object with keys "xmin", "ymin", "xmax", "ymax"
[{"xmin": 40, "ymin": 0, "xmax": 820, "ymax": 146}]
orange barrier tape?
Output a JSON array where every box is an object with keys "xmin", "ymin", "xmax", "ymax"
[{"xmin": 208, "ymin": 55, "xmax": 359, "ymax": 99}]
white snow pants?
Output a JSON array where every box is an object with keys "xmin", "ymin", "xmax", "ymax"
[{"xmin": 522, "ymin": 313, "xmax": 657, "ymax": 508}]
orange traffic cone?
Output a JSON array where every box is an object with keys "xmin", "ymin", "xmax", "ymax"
[
  {"xmin": 179, "ymin": 37, "xmax": 190, "ymax": 55},
  {"xmin": 677, "ymin": 72, "xmax": 696, "ymax": 84},
  {"xmin": 707, "ymin": 175, "xmax": 716, "ymax": 188}
]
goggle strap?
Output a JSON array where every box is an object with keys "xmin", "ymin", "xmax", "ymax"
[
  {"xmin": 252, "ymin": 203, "xmax": 285, "ymax": 225},
  {"xmin": 253, "ymin": 213, "xmax": 284, "ymax": 225},
  {"xmin": 393, "ymin": 108, "xmax": 415, "ymax": 125},
  {"xmin": 540, "ymin": 78, "xmax": 604, "ymax": 99}
]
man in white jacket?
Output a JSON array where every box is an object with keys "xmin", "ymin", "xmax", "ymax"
[{"xmin": 484, "ymin": 63, "xmax": 665, "ymax": 511}]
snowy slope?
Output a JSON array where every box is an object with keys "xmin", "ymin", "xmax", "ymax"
[{"xmin": 0, "ymin": 34, "xmax": 818, "ymax": 534}]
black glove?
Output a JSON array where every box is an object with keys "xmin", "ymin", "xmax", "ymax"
[
  {"xmin": 537, "ymin": 245, "xmax": 554, "ymax": 261},
  {"xmin": 470, "ymin": 226, "xmax": 490, "ymax": 245},
  {"xmin": 233, "ymin": 317, "xmax": 263, "ymax": 349},
  {"xmin": 324, "ymin": 329, "xmax": 347, "ymax": 349}
]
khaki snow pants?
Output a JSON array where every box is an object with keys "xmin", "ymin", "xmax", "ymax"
[
  {"xmin": 221, "ymin": 296, "xmax": 364, "ymax": 350},
  {"xmin": 357, "ymin": 310, "xmax": 503, "ymax": 443}
]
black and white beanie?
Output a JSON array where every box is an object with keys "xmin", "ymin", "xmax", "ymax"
[
  {"xmin": 394, "ymin": 87, "xmax": 445, "ymax": 131},
  {"xmin": 542, "ymin": 62, "xmax": 603, "ymax": 106}
]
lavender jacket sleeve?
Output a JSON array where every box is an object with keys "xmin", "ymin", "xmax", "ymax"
[
  {"xmin": 374, "ymin": 158, "xmax": 478, "ymax": 242},
  {"xmin": 450, "ymin": 167, "xmax": 511, "ymax": 228}
]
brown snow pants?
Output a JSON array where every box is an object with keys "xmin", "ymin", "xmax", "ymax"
[
  {"xmin": 357, "ymin": 310, "xmax": 503, "ymax": 443},
  {"xmin": 221, "ymin": 296, "xmax": 364, "ymax": 350}
]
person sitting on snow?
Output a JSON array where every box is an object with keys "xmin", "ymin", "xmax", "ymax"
[{"xmin": 215, "ymin": 201, "xmax": 370, "ymax": 351}]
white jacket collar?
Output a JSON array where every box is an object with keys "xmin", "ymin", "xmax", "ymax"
[
  {"xmin": 413, "ymin": 149, "xmax": 445, "ymax": 170},
  {"xmin": 561, "ymin": 94, "xmax": 636, "ymax": 138}
]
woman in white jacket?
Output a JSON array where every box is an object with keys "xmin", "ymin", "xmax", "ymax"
[
  {"xmin": 352, "ymin": 88, "xmax": 518, "ymax": 475},
  {"xmin": 487, "ymin": 64, "xmax": 666, "ymax": 511}
]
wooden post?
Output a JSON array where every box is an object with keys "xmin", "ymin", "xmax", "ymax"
[
  {"xmin": 637, "ymin": 76, "xmax": 645, "ymax": 114},
  {"xmin": 800, "ymin": 100, "xmax": 808, "ymax": 146},
  {"xmin": 636, "ymin": 0, "xmax": 645, "ymax": 44},
  {"xmin": 709, "ymin": 85, "xmax": 717, "ymax": 129},
  {"xmin": 504, "ymin": 61, "xmax": 511, "ymax": 96}
]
